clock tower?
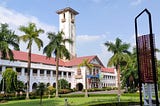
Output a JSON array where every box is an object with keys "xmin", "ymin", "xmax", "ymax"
[{"xmin": 57, "ymin": 7, "xmax": 79, "ymax": 59}]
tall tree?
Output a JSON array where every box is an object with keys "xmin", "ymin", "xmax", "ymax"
[
  {"xmin": 104, "ymin": 38, "xmax": 130, "ymax": 102},
  {"xmin": 43, "ymin": 31, "xmax": 72, "ymax": 97},
  {"xmin": 2, "ymin": 68, "xmax": 17, "ymax": 93},
  {"xmin": 78, "ymin": 59, "xmax": 93, "ymax": 97},
  {"xmin": 0, "ymin": 23, "xmax": 19, "ymax": 60},
  {"xmin": 19, "ymin": 22, "xmax": 44, "ymax": 99}
]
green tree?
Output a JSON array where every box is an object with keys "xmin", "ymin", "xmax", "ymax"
[
  {"xmin": 121, "ymin": 47, "xmax": 138, "ymax": 92},
  {"xmin": 43, "ymin": 31, "xmax": 72, "ymax": 97},
  {"xmin": 36, "ymin": 83, "xmax": 46, "ymax": 106},
  {"xmin": 78, "ymin": 59, "xmax": 93, "ymax": 97},
  {"xmin": 47, "ymin": 86, "xmax": 55, "ymax": 98},
  {"xmin": 58, "ymin": 79, "xmax": 69, "ymax": 89},
  {"xmin": 16, "ymin": 80, "xmax": 25, "ymax": 95},
  {"xmin": 104, "ymin": 38, "xmax": 130, "ymax": 102},
  {"xmin": 157, "ymin": 60, "xmax": 160, "ymax": 90},
  {"xmin": 2, "ymin": 68, "xmax": 17, "ymax": 93},
  {"xmin": 0, "ymin": 23, "xmax": 19, "ymax": 60},
  {"xmin": 19, "ymin": 22, "xmax": 44, "ymax": 99}
]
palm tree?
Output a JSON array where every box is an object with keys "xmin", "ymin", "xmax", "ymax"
[
  {"xmin": 43, "ymin": 31, "xmax": 72, "ymax": 97},
  {"xmin": 19, "ymin": 22, "xmax": 44, "ymax": 99},
  {"xmin": 0, "ymin": 23, "xmax": 19, "ymax": 60},
  {"xmin": 78, "ymin": 59, "xmax": 93, "ymax": 97},
  {"xmin": 104, "ymin": 38, "xmax": 130, "ymax": 102},
  {"xmin": 36, "ymin": 82, "xmax": 46, "ymax": 106},
  {"xmin": 121, "ymin": 47, "xmax": 138, "ymax": 92}
]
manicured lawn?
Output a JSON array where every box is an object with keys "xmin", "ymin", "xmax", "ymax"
[{"xmin": 0, "ymin": 95, "xmax": 140, "ymax": 106}]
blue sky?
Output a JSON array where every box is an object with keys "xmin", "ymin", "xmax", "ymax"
[{"xmin": 0, "ymin": 0, "xmax": 160, "ymax": 66}]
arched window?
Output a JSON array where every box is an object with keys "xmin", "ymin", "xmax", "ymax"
[
  {"xmin": 53, "ymin": 82, "xmax": 56, "ymax": 88},
  {"xmin": 32, "ymin": 83, "xmax": 37, "ymax": 92},
  {"xmin": 47, "ymin": 83, "xmax": 50, "ymax": 87}
]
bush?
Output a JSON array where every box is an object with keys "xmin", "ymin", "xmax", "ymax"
[
  {"xmin": 72, "ymin": 88, "xmax": 78, "ymax": 92},
  {"xmin": 59, "ymin": 94, "xmax": 84, "ymax": 98},
  {"xmin": 82, "ymin": 88, "xmax": 105, "ymax": 92},
  {"xmin": 58, "ymin": 89, "xmax": 72, "ymax": 94},
  {"xmin": 112, "ymin": 87, "xmax": 118, "ymax": 90},
  {"xmin": 105, "ymin": 87, "xmax": 112, "ymax": 91}
]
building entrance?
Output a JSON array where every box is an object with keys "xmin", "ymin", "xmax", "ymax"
[{"xmin": 76, "ymin": 83, "xmax": 83, "ymax": 91}]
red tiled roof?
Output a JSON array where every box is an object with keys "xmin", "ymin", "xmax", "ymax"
[
  {"xmin": 101, "ymin": 67, "xmax": 115, "ymax": 74},
  {"xmin": 12, "ymin": 50, "xmax": 65, "ymax": 66},
  {"xmin": 3, "ymin": 50, "xmax": 114, "ymax": 73},
  {"xmin": 64, "ymin": 55, "xmax": 96, "ymax": 66},
  {"xmin": 9, "ymin": 51, "xmax": 109, "ymax": 71}
]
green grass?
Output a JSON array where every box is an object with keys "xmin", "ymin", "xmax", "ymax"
[{"xmin": 0, "ymin": 95, "xmax": 140, "ymax": 106}]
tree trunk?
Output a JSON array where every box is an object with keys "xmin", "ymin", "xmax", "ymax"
[
  {"xmin": 55, "ymin": 54, "xmax": 59, "ymax": 98},
  {"xmin": 117, "ymin": 64, "xmax": 121, "ymax": 102},
  {"xmin": 48, "ymin": 91, "xmax": 50, "ymax": 98},
  {"xmin": 26, "ymin": 48, "xmax": 31, "ymax": 99},
  {"xmin": 40, "ymin": 93, "xmax": 42, "ymax": 106},
  {"xmin": 85, "ymin": 69, "xmax": 88, "ymax": 97}
]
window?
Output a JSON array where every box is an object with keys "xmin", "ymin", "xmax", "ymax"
[
  {"xmin": 64, "ymin": 72, "xmax": 66, "ymax": 77},
  {"xmin": 47, "ymin": 70, "xmax": 50, "ymax": 76},
  {"xmin": 25, "ymin": 68, "xmax": 28, "ymax": 76},
  {"xmin": 53, "ymin": 83, "xmax": 56, "ymax": 88},
  {"xmin": 71, "ymin": 13, "xmax": 74, "ymax": 23},
  {"xmin": 53, "ymin": 71, "xmax": 56, "ymax": 76},
  {"xmin": 6, "ymin": 66, "xmax": 12, "ymax": 69},
  {"xmin": 58, "ymin": 71, "xmax": 61, "ymax": 77},
  {"xmin": 68, "ymin": 72, "xmax": 71, "ymax": 77},
  {"xmin": 61, "ymin": 13, "xmax": 66, "ymax": 22},
  {"xmin": 71, "ymin": 13, "xmax": 73, "ymax": 19},
  {"xmin": 40, "ymin": 70, "xmax": 44, "ymax": 76},
  {"xmin": 33, "ymin": 69, "xmax": 37, "ymax": 76}
]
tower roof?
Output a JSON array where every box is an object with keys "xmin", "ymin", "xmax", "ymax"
[{"xmin": 56, "ymin": 7, "xmax": 79, "ymax": 15}]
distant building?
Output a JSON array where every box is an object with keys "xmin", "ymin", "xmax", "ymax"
[{"xmin": 0, "ymin": 7, "xmax": 117, "ymax": 92}]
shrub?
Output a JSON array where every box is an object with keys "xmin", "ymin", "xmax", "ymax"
[
  {"xmin": 59, "ymin": 94, "xmax": 84, "ymax": 98},
  {"xmin": 58, "ymin": 89, "xmax": 72, "ymax": 94},
  {"xmin": 105, "ymin": 87, "xmax": 112, "ymax": 91}
]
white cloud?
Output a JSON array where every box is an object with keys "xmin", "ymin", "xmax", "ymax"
[
  {"xmin": 0, "ymin": 6, "xmax": 57, "ymax": 32},
  {"xmin": 98, "ymin": 43, "xmax": 112, "ymax": 66},
  {"xmin": 77, "ymin": 35, "xmax": 103, "ymax": 43},
  {"xmin": 0, "ymin": 6, "xmax": 57, "ymax": 54},
  {"xmin": 131, "ymin": 0, "xmax": 143, "ymax": 6},
  {"xmin": 76, "ymin": 34, "xmax": 110, "ymax": 65}
]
